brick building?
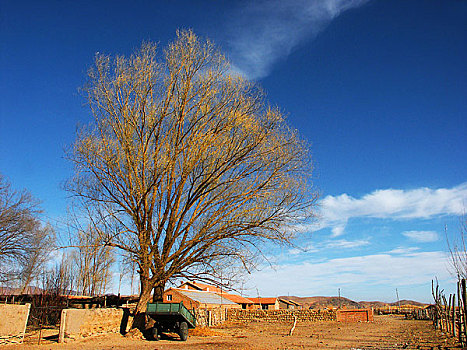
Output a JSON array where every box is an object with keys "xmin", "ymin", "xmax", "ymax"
[
  {"xmin": 177, "ymin": 281, "xmax": 255, "ymax": 309},
  {"xmin": 163, "ymin": 287, "xmax": 240, "ymax": 310},
  {"xmin": 247, "ymin": 297, "xmax": 302, "ymax": 310}
]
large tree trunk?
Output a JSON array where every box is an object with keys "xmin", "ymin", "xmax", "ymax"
[
  {"xmin": 131, "ymin": 276, "xmax": 153, "ymax": 331},
  {"xmin": 152, "ymin": 283, "xmax": 165, "ymax": 302},
  {"xmin": 131, "ymin": 274, "xmax": 167, "ymax": 331}
]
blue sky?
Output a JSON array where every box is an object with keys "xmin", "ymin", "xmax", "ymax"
[{"xmin": 0, "ymin": 0, "xmax": 466, "ymax": 302}]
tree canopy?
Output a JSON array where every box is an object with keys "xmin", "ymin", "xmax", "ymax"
[
  {"xmin": 0, "ymin": 173, "xmax": 54, "ymax": 289},
  {"xmin": 67, "ymin": 30, "xmax": 317, "ymax": 316}
]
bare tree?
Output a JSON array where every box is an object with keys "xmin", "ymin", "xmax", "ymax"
[
  {"xmin": 446, "ymin": 215, "xmax": 467, "ymax": 279},
  {"xmin": 63, "ymin": 207, "xmax": 115, "ymax": 296},
  {"xmin": 41, "ymin": 251, "xmax": 77, "ymax": 296},
  {"xmin": 0, "ymin": 173, "xmax": 54, "ymax": 288},
  {"xmin": 19, "ymin": 223, "xmax": 55, "ymax": 293},
  {"xmin": 73, "ymin": 225, "xmax": 114, "ymax": 296},
  {"xmin": 67, "ymin": 30, "xmax": 317, "ymax": 322},
  {"xmin": 119, "ymin": 254, "xmax": 137, "ymax": 295}
]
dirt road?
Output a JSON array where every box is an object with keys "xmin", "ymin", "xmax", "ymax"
[{"xmin": 3, "ymin": 315, "xmax": 461, "ymax": 349}]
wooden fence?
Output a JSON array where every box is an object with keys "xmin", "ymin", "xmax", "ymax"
[
  {"xmin": 374, "ymin": 305, "xmax": 425, "ymax": 315},
  {"xmin": 431, "ymin": 278, "xmax": 467, "ymax": 347}
]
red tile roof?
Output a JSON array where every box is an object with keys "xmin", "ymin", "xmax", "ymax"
[
  {"xmin": 179, "ymin": 281, "xmax": 227, "ymax": 293},
  {"xmin": 190, "ymin": 282, "xmax": 223, "ymax": 293},
  {"xmin": 171, "ymin": 288, "xmax": 237, "ymax": 305},
  {"xmin": 220, "ymin": 293, "xmax": 254, "ymax": 304},
  {"xmin": 178, "ymin": 281, "xmax": 203, "ymax": 291},
  {"xmin": 65, "ymin": 295, "xmax": 93, "ymax": 300},
  {"xmin": 178, "ymin": 282, "xmax": 253, "ymax": 305},
  {"xmin": 247, "ymin": 297, "xmax": 278, "ymax": 305}
]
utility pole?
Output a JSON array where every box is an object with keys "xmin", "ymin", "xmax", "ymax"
[
  {"xmin": 256, "ymin": 287, "xmax": 262, "ymax": 310},
  {"xmin": 396, "ymin": 288, "xmax": 401, "ymax": 309}
]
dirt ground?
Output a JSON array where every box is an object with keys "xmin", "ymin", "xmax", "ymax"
[{"xmin": 2, "ymin": 315, "xmax": 461, "ymax": 350}]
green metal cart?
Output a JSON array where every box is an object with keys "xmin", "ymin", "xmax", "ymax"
[{"xmin": 146, "ymin": 302, "xmax": 196, "ymax": 341}]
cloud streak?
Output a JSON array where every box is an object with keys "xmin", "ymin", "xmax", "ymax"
[
  {"xmin": 227, "ymin": 0, "xmax": 370, "ymax": 79},
  {"xmin": 325, "ymin": 238, "xmax": 370, "ymax": 249},
  {"xmin": 402, "ymin": 230, "xmax": 439, "ymax": 243},
  {"xmin": 320, "ymin": 183, "xmax": 467, "ymax": 236},
  {"xmin": 245, "ymin": 250, "xmax": 452, "ymax": 301},
  {"xmin": 289, "ymin": 238, "xmax": 369, "ymax": 255}
]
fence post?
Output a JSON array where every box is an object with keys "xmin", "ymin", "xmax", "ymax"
[
  {"xmin": 458, "ymin": 280, "xmax": 462, "ymax": 345},
  {"xmin": 452, "ymin": 294, "xmax": 456, "ymax": 338},
  {"xmin": 58, "ymin": 309, "xmax": 67, "ymax": 343},
  {"xmin": 21, "ymin": 303, "xmax": 31, "ymax": 344},
  {"xmin": 462, "ymin": 279, "xmax": 467, "ymax": 345}
]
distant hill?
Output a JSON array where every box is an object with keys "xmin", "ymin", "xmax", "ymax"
[
  {"xmin": 358, "ymin": 301, "xmax": 387, "ymax": 308},
  {"xmin": 280, "ymin": 296, "xmax": 360, "ymax": 309},
  {"xmin": 391, "ymin": 299, "xmax": 428, "ymax": 307},
  {"xmin": 360, "ymin": 299, "xmax": 428, "ymax": 308},
  {"xmin": 0, "ymin": 285, "xmax": 44, "ymax": 295},
  {"xmin": 280, "ymin": 296, "xmax": 429, "ymax": 309}
]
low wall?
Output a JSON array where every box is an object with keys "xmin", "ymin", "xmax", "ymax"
[
  {"xmin": 336, "ymin": 309, "xmax": 373, "ymax": 322},
  {"xmin": 59, "ymin": 307, "xmax": 132, "ymax": 342},
  {"xmin": 193, "ymin": 308, "xmax": 227, "ymax": 327},
  {"xmin": 227, "ymin": 309, "xmax": 336, "ymax": 323},
  {"xmin": 0, "ymin": 303, "xmax": 30, "ymax": 344}
]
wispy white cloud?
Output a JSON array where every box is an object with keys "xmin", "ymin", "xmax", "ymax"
[
  {"xmin": 325, "ymin": 239, "xmax": 370, "ymax": 249},
  {"xmin": 289, "ymin": 238, "xmax": 369, "ymax": 255},
  {"xmin": 402, "ymin": 230, "xmax": 439, "ymax": 243},
  {"xmin": 318, "ymin": 183, "xmax": 467, "ymax": 236},
  {"xmin": 245, "ymin": 251, "xmax": 452, "ymax": 301},
  {"xmin": 331, "ymin": 225, "xmax": 345, "ymax": 237},
  {"xmin": 388, "ymin": 246, "xmax": 420, "ymax": 255},
  {"xmin": 227, "ymin": 0, "xmax": 370, "ymax": 79}
]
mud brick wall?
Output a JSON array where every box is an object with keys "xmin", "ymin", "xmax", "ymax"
[
  {"xmin": 0, "ymin": 303, "xmax": 30, "ymax": 339},
  {"xmin": 336, "ymin": 309, "xmax": 373, "ymax": 322},
  {"xmin": 163, "ymin": 289, "xmax": 200, "ymax": 309},
  {"xmin": 227, "ymin": 309, "xmax": 336, "ymax": 323},
  {"xmin": 59, "ymin": 308, "xmax": 133, "ymax": 342},
  {"xmin": 193, "ymin": 307, "xmax": 227, "ymax": 327}
]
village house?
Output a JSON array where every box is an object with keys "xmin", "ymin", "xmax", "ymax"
[
  {"xmin": 281, "ymin": 298, "xmax": 302, "ymax": 309},
  {"xmin": 163, "ymin": 287, "xmax": 240, "ymax": 310},
  {"xmin": 179, "ymin": 281, "xmax": 222, "ymax": 292},
  {"xmin": 247, "ymin": 297, "xmax": 302, "ymax": 310},
  {"xmin": 177, "ymin": 281, "xmax": 255, "ymax": 309}
]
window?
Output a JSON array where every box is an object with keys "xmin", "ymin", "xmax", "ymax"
[{"xmin": 167, "ymin": 294, "xmax": 172, "ymax": 301}]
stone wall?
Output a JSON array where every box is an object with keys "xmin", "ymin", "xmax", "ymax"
[
  {"xmin": 59, "ymin": 307, "xmax": 132, "ymax": 342},
  {"xmin": 193, "ymin": 307, "xmax": 227, "ymax": 327},
  {"xmin": 0, "ymin": 303, "xmax": 30, "ymax": 344},
  {"xmin": 227, "ymin": 309, "xmax": 336, "ymax": 323}
]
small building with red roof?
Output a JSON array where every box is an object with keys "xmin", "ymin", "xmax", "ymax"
[
  {"xmin": 177, "ymin": 281, "xmax": 255, "ymax": 309},
  {"xmin": 163, "ymin": 287, "xmax": 240, "ymax": 309},
  {"xmin": 247, "ymin": 297, "xmax": 302, "ymax": 310}
]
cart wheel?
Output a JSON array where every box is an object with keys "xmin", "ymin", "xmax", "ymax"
[
  {"xmin": 178, "ymin": 321, "xmax": 188, "ymax": 341},
  {"xmin": 151, "ymin": 326, "xmax": 159, "ymax": 341}
]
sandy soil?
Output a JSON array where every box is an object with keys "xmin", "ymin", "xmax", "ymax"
[{"xmin": 2, "ymin": 315, "xmax": 461, "ymax": 350}]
